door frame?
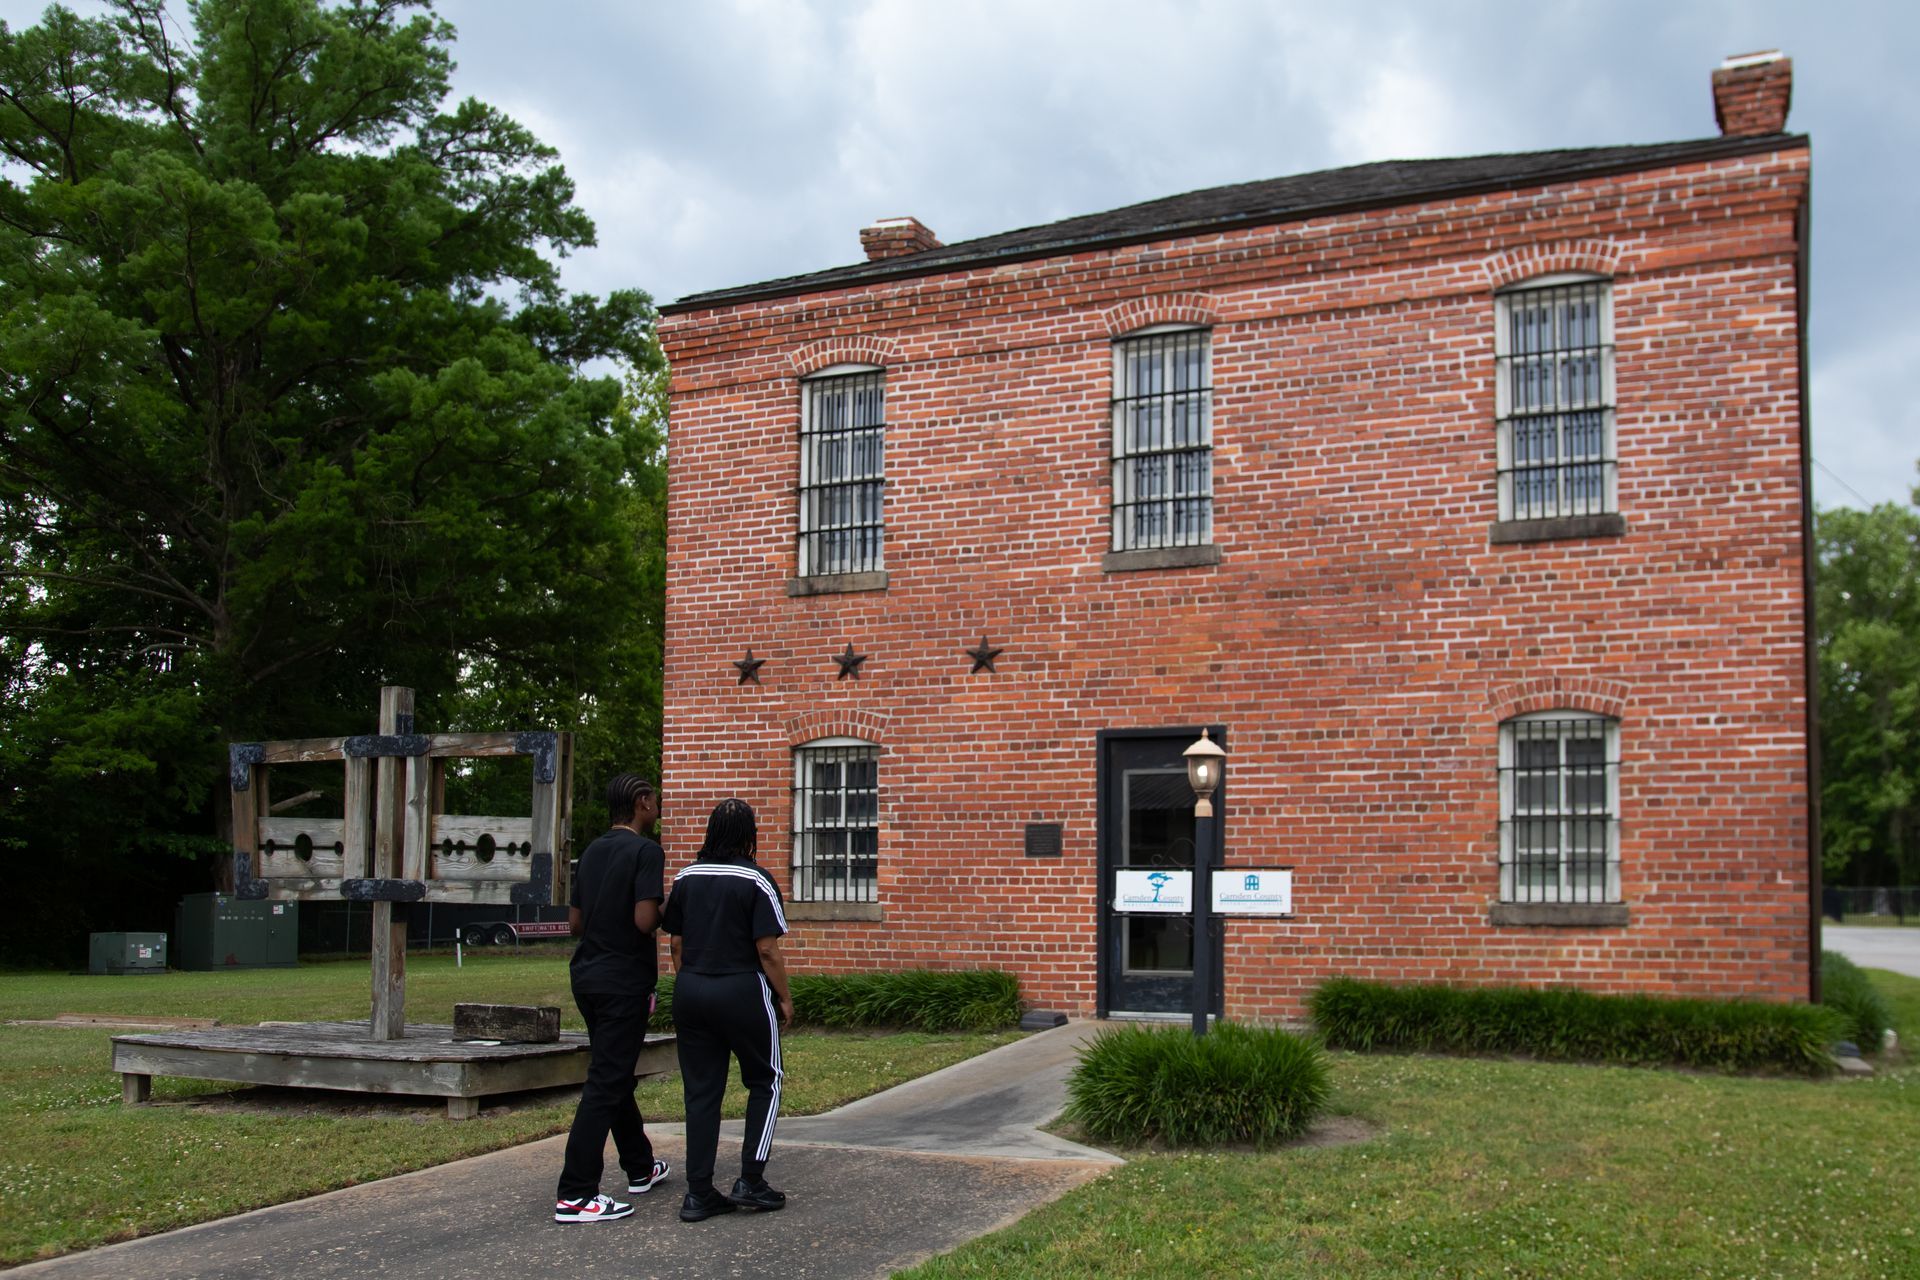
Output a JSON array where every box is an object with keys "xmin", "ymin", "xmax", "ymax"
[{"xmin": 1094, "ymin": 724, "xmax": 1227, "ymax": 1019}]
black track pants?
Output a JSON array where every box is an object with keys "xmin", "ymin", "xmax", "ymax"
[
  {"xmin": 557, "ymin": 989, "xmax": 655, "ymax": 1200},
  {"xmin": 674, "ymin": 969, "xmax": 783, "ymax": 1192}
]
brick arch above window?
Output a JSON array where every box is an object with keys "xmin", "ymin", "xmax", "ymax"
[
  {"xmin": 788, "ymin": 336, "xmax": 901, "ymax": 377},
  {"xmin": 1487, "ymin": 675, "xmax": 1629, "ymax": 723},
  {"xmin": 785, "ymin": 709, "xmax": 890, "ymax": 749},
  {"xmin": 1102, "ymin": 292, "xmax": 1220, "ymax": 337},
  {"xmin": 1483, "ymin": 240, "xmax": 1623, "ymax": 291}
]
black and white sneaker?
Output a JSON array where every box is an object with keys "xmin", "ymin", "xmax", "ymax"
[
  {"xmin": 554, "ymin": 1193, "xmax": 633, "ymax": 1224},
  {"xmin": 627, "ymin": 1159, "xmax": 672, "ymax": 1195}
]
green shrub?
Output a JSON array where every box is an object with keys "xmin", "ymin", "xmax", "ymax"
[
  {"xmin": 791, "ymin": 969, "xmax": 1023, "ymax": 1031},
  {"xmin": 1308, "ymin": 976, "xmax": 1843, "ymax": 1075},
  {"xmin": 1062, "ymin": 1021, "xmax": 1331, "ymax": 1146},
  {"xmin": 1820, "ymin": 950, "xmax": 1892, "ymax": 1053},
  {"xmin": 650, "ymin": 975, "xmax": 675, "ymax": 1032},
  {"xmin": 648, "ymin": 969, "xmax": 1021, "ymax": 1033}
]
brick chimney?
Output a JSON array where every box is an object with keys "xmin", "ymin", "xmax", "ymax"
[
  {"xmin": 860, "ymin": 216, "xmax": 942, "ymax": 261},
  {"xmin": 1712, "ymin": 51, "xmax": 1792, "ymax": 137}
]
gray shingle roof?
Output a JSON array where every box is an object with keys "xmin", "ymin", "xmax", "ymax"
[{"xmin": 662, "ymin": 132, "xmax": 1804, "ymax": 315}]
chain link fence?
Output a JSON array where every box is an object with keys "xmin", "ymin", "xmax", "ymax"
[{"xmin": 296, "ymin": 901, "xmax": 570, "ymax": 955}]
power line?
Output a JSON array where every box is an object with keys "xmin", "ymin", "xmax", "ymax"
[{"xmin": 1812, "ymin": 456, "xmax": 1879, "ymax": 510}]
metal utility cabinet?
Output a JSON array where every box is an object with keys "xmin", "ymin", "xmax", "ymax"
[
  {"xmin": 173, "ymin": 893, "xmax": 299, "ymax": 970},
  {"xmin": 89, "ymin": 932, "xmax": 167, "ymax": 974}
]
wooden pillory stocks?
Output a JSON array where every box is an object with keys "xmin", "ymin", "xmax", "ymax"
[
  {"xmin": 227, "ymin": 686, "xmax": 574, "ymax": 1039},
  {"xmin": 112, "ymin": 687, "xmax": 676, "ymax": 1119}
]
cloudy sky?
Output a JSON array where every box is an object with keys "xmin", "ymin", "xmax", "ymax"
[{"xmin": 7, "ymin": 1, "xmax": 1915, "ymax": 509}]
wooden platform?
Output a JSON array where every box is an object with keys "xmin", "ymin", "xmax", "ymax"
[{"xmin": 111, "ymin": 1021, "xmax": 677, "ymax": 1119}]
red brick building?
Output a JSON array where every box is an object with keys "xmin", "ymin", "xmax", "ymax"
[{"xmin": 656, "ymin": 53, "xmax": 1815, "ymax": 1019}]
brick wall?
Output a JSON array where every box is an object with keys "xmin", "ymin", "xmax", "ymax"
[{"xmin": 658, "ymin": 144, "xmax": 1814, "ymax": 1018}]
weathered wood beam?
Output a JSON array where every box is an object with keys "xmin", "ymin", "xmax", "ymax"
[
  {"xmin": 343, "ymin": 756, "xmax": 372, "ymax": 879},
  {"xmin": 453, "ymin": 1004, "xmax": 561, "ymax": 1044},
  {"xmin": 252, "ymin": 737, "xmax": 350, "ymax": 764}
]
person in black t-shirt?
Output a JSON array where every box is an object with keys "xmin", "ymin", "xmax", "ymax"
[
  {"xmin": 662, "ymin": 797, "xmax": 794, "ymax": 1222},
  {"xmin": 552, "ymin": 774, "xmax": 670, "ymax": 1224}
]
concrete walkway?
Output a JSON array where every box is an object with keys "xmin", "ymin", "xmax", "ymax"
[
  {"xmin": 15, "ymin": 1022, "xmax": 1119, "ymax": 1280},
  {"xmin": 727, "ymin": 1016, "xmax": 1116, "ymax": 1162},
  {"xmin": 1825, "ymin": 924, "xmax": 1920, "ymax": 979}
]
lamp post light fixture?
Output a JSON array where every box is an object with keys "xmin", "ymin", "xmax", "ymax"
[
  {"xmin": 1183, "ymin": 729, "xmax": 1226, "ymax": 1036},
  {"xmin": 1184, "ymin": 730, "xmax": 1226, "ymax": 817}
]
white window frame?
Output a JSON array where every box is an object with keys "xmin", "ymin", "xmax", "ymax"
[
  {"xmin": 1498, "ymin": 711, "xmax": 1621, "ymax": 904},
  {"xmin": 1494, "ymin": 274, "xmax": 1616, "ymax": 522},
  {"xmin": 798, "ymin": 364, "xmax": 885, "ymax": 577},
  {"xmin": 1111, "ymin": 326, "xmax": 1213, "ymax": 552},
  {"xmin": 791, "ymin": 736, "xmax": 880, "ymax": 903}
]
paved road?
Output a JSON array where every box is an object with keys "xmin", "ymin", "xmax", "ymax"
[
  {"xmin": 12, "ymin": 1022, "xmax": 1118, "ymax": 1280},
  {"xmin": 1824, "ymin": 924, "xmax": 1920, "ymax": 979}
]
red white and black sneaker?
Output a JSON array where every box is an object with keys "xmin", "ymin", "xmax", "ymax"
[
  {"xmin": 554, "ymin": 1193, "xmax": 633, "ymax": 1224},
  {"xmin": 627, "ymin": 1159, "xmax": 672, "ymax": 1195}
]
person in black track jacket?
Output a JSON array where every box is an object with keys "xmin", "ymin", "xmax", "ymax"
[{"xmin": 662, "ymin": 797, "xmax": 794, "ymax": 1222}]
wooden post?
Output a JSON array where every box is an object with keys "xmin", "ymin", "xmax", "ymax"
[
  {"xmin": 402, "ymin": 754, "xmax": 431, "ymax": 882},
  {"xmin": 230, "ymin": 756, "xmax": 261, "ymax": 891},
  {"xmin": 343, "ymin": 756, "xmax": 372, "ymax": 880},
  {"xmin": 555, "ymin": 735, "xmax": 575, "ymax": 905},
  {"xmin": 427, "ymin": 758, "xmax": 447, "ymax": 881},
  {"xmin": 370, "ymin": 686, "xmax": 414, "ymax": 1041}
]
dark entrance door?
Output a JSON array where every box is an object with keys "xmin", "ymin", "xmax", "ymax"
[{"xmin": 1098, "ymin": 728, "xmax": 1224, "ymax": 1016}]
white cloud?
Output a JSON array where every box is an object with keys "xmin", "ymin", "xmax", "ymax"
[
  {"xmin": 1326, "ymin": 53, "xmax": 1468, "ymax": 163},
  {"xmin": 3, "ymin": 0, "xmax": 1917, "ymax": 494}
]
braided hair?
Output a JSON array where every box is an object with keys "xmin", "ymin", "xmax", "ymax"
[
  {"xmin": 606, "ymin": 773, "xmax": 655, "ymax": 826},
  {"xmin": 698, "ymin": 797, "xmax": 758, "ymax": 863}
]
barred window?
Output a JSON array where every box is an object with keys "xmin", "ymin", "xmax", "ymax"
[
  {"xmin": 1499, "ymin": 713, "xmax": 1621, "ymax": 904},
  {"xmin": 799, "ymin": 369, "xmax": 885, "ymax": 576},
  {"xmin": 792, "ymin": 738, "xmax": 879, "ymax": 902},
  {"xmin": 1112, "ymin": 329, "xmax": 1212, "ymax": 552},
  {"xmin": 1495, "ymin": 278, "xmax": 1615, "ymax": 521}
]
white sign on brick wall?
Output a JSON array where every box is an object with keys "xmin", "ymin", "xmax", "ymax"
[
  {"xmin": 1113, "ymin": 869, "xmax": 1191, "ymax": 913},
  {"xmin": 1211, "ymin": 868, "xmax": 1294, "ymax": 915}
]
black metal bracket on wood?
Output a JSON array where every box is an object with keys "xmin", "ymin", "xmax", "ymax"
[
  {"xmin": 512, "ymin": 731, "xmax": 560, "ymax": 784},
  {"xmin": 230, "ymin": 744, "xmax": 265, "ymax": 791},
  {"xmin": 231, "ymin": 851, "xmax": 268, "ymax": 899},
  {"xmin": 510, "ymin": 853, "xmax": 553, "ymax": 905},
  {"xmin": 342, "ymin": 734, "xmax": 431, "ymax": 759},
  {"xmin": 341, "ymin": 878, "xmax": 428, "ymax": 903}
]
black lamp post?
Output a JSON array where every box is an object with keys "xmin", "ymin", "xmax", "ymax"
[{"xmin": 1183, "ymin": 730, "xmax": 1226, "ymax": 1037}]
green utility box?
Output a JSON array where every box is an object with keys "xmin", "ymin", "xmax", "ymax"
[
  {"xmin": 89, "ymin": 932, "xmax": 167, "ymax": 975},
  {"xmin": 173, "ymin": 894, "xmax": 299, "ymax": 970}
]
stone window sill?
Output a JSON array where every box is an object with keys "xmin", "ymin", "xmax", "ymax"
[
  {"xmin": 1489, "ymin": 514, "xmax": 1627, "ymax": 544},
  {"xmin": 787, "ymin": 571, "xmax": 888, "ymax": 597},
  {"xmin": 784, "ymin": 900, "xmax": 884, "ymax": 922},
  {"xmin": 1102, "ymin": 545, "xmax": 1222, "ymax": 573},
  {"xmin": 1488, "ymin": 902, "xmax": 1630, "ymax": 928}
]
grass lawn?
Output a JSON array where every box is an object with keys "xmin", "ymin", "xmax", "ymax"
[
  {"xmin": 0, "ymin": 954, "xmax": 1018, "ymax": 1265},
  {"xmin": 904, "ymin": 969, "xmax": 1920, "ymax": 1280}
]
